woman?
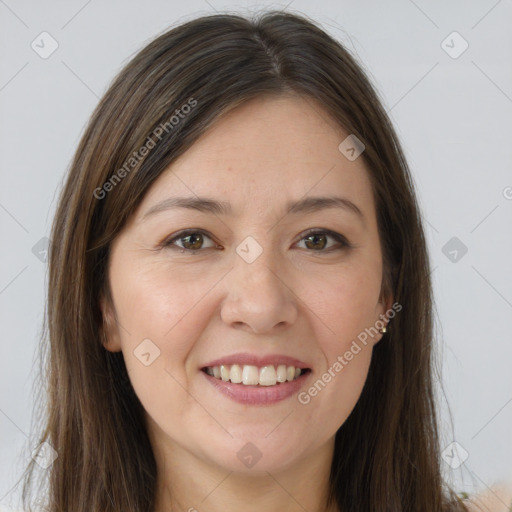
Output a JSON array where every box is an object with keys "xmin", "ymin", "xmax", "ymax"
[{"xmin": 21, "ymin": 10, "xmax": 478, "ymax": 512}]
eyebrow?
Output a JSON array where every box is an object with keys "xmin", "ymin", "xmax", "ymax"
[{"xmin": 142, "ymin": 195, "xmax": 365, "ymax": 221}]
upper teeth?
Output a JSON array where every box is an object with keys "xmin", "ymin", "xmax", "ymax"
[{"xmin": 205, "ymin": 364, "xmax": 303, "ymax": 386}]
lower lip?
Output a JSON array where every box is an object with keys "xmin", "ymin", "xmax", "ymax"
[{"xmin": 201, "ymin": 370, "xmax": 311, "ymax": 405}]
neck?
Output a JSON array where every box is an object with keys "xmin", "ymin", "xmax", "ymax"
[{"xmin": 152, "ymin": 435, "xmax": 338, "ymax": 512}]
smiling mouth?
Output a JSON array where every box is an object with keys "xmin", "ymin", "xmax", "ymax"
[{"xmin": 202, "ymin": 364, "xmax": 311, "ymax": 386}]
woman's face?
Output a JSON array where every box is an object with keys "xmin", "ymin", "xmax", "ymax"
[{"xmin": 103, "ymin": 94, "xmax": 392, "ymax": 474}]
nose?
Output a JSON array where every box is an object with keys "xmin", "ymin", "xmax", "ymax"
[{"xmin": 220, "ymin": 246, "xmax": 299, "ymax": 334}]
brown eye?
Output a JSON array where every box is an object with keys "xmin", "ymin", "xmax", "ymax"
[
  {"xmin": 304, "ymin": 233, "xmax": 328, "ymax": 250},
  {"xmin": 163, "ymin": 228, "xmax": 349, "ymax": 254},
  {"xmin": 163, "ymin": 230, "xmax": 217, "ymax": 252},
  {"xmin": 296, "ymin": 229, "xmax": 349, "ymax": 252},
  {"xmin": 181, "ymin": 233, "xmax": 204, "ymax": 250}
]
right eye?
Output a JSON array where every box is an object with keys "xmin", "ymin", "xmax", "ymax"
[{"xmin": 162, "ymin": 229, "xmax": 220, "ymax": 253}]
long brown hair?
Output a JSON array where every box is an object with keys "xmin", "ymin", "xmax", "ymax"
[{"xmin": 19, "ymin": 10, "xmax": 470, "ymax": 512}]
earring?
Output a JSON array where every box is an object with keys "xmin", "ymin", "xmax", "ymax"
[{"xmin": 379, "ymin": 326, "xmax": 387, "ymax": 334}]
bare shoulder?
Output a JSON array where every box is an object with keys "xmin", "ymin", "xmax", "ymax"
[{"xmin": 463, "ymin": 482, "xmax": 512, "ymax": 512}]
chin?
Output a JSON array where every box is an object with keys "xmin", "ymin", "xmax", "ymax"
[{"xmin": 199, "ymin": 428, "xmax": 311, "ymax": 475}]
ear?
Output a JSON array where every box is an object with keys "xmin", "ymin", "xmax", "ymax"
[
  {"xmin": 99, "ymin": 292, "xmax": 122, "ymax": 352},
  {"xmin": 380, "ymin": 294, "xmax": 394, "ymax": 316}
]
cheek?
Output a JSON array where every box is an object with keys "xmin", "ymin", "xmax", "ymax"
[
  {"xmin": 304, "ymin": 254, "xmax": 383, "ymax": 347},
  {"xmin": 110, "ymin": 258, "xmax": 213, "ymax": 346},
  {"xmin": 293, "ymin": 257, "xmax": 380, "ymax": 426},
  {"xmin": 298, "ymin": 328, "xmax": 373, "ymax": 439},
  {"xmin": 111, "ymin": 275, "xmax": 209, "ymax": 426},
  {"xmin": 108, "ymin": 260, "xmax": 217, "ymax": 403},
  {"xmin": 313, "ymin": 351, "xmax": 372, "ymax": 429}
]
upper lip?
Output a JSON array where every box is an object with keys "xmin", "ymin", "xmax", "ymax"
[{"xmin": 201, "ymin": 352, "xmax": 311, "ymax": 370}]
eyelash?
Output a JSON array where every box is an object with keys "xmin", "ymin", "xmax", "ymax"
[{"xmin": 161, "ymin": 228, "xmax": 351, "ymax": 254}]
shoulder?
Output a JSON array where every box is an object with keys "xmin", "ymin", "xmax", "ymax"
[{"xmin": 463, "ymin": 482, "xmax": 512, "ymax": 512}]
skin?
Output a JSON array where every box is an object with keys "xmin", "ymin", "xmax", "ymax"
[
  {"xmin": 466, "ymin": 484, "xmax": 512, "ymax": 512},
  {"xmin": 102, "ymin": 94, "xmax": 393, "ymax": 512}
]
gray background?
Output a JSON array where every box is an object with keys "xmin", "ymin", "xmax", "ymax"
[{"xmin": 1, "ymin": 0, "xmax": 511, "ymax": 510}]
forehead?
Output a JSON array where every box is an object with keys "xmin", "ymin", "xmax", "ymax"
[{"xmin": 136, "ymin": 94, "xmax": 376, "ymax": 221}]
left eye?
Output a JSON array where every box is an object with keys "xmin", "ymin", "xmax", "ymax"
[
  {"xmin": 295, "ymin": 229, "xmax": 349, "ymax": 251},
  {"xmin": 162, "ymin": 229, "xmax": 349, "ymax": 253}
]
